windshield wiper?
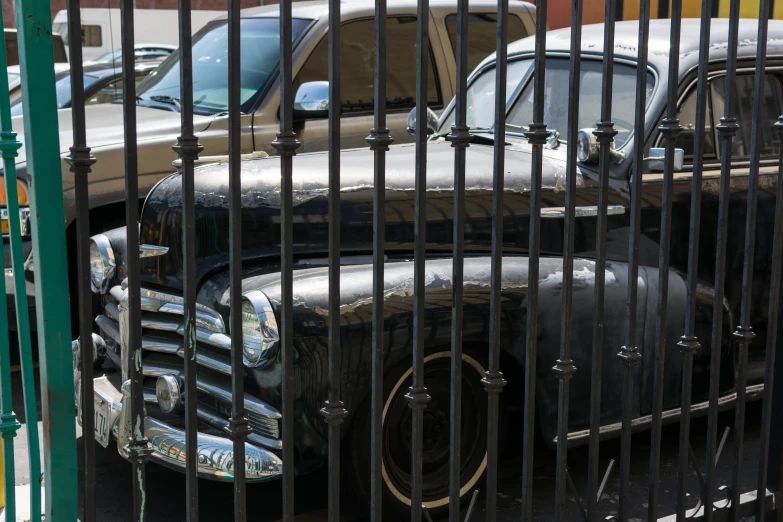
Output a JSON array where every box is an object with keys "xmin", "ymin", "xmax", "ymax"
[{"xmin": 148, "ymin": 95, "xmax": 181, "ymax": 111}]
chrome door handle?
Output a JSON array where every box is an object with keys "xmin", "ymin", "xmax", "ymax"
[{"xmin": 540, "ymin": 205, "xmax": 626, "ymax": 218}]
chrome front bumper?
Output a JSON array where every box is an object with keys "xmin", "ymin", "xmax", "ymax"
[{"xmin": 75, "ymin": 345, "xmax": 283, "ymax": 482}]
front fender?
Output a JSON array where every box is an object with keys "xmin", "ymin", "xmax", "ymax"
[{"xmin": 235, "ymin": 256, "xmax": 616, "ymax": 446}]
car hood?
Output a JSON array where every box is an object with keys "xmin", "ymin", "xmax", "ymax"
[
  {"xmin": 138, "ymin": 139, "xmax": 579, "ymax": 290},
  {"xmin": 6, "ymin": 103, "xmax": 214, "ymax": 170}
]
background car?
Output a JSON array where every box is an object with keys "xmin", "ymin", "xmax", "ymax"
[
  {"xmin": 90, "ymin": 43, "xmax": 177, "ymax": 64},
  {"xmin": 8, "ymin": 60, "xmax": 163, "ymax": 117}
]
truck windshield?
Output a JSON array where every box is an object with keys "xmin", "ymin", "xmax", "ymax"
[{"xmin": 136, "ymin": 17, "xmax": 311, "ymax": 115}]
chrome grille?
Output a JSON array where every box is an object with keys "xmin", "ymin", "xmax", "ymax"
[{"xmin": 95, "ymin": 285, "xmax": 282, "ymax": 445}]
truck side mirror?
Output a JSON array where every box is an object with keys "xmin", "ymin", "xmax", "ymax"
[
  {"xmin": 293, "ymin": 81, "xmax": 330, "ymax": 121},
  {"xmin": 645, "ymin": 147, "xmax": 684, "ymax": 172},
  {"xmin": 406, "ymin": 107, "xmax": 439, "ymax": 136}
]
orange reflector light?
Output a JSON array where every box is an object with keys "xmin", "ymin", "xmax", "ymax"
[{"xmin": 0, "ymin": 177, "xmax": 29, "ymax": 207}]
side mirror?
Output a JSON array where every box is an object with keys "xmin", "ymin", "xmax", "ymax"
[
  {"xmin": 293, "ymin": 81, "xmax": 329, "ymax": 120},
  {"xmin": 646, "ymin": 147, "xmax": 684, "ymax": 172},
  {"xmin": 406, "ymin": 107, "xmax": 439, "ymax": 136}
]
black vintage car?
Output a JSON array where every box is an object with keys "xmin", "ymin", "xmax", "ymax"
[{"xmin": 77, "ymin": 18, "xmax": 783, "ymax": 516}]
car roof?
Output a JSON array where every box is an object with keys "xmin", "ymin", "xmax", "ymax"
[
  {"xmin": 225, "ymin": 0, "xmax": 533, "ymax": 21},
  {"xmin": 492, "ymin": 19, "xmax": 783, "ymax": 78}
]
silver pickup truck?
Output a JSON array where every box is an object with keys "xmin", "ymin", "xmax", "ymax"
[{"xmin": 2, "ymin": 0, "xmax": 536, "ymax": 328}]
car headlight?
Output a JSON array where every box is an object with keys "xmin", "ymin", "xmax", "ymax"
[
  {"xmin": 89, "ymin": 234, "xmax": 116, "ymax": 294},
  {"xmin": 576, "ymin": 128, "xmax": 599, "ymax": 164},
  {"xmin": 241, "ymin": 291, "xmax": 280, "ymax": 369}
]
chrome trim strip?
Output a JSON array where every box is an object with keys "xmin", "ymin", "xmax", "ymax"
[
  {"xmin": 95, "ymin": 315, "xmax": 120, "ymax": 345},
  {"xmin": 175, "ymin": 347, "xmax": 232, "ymax": 375},
  {"xmin": 142, "ymin": 335, "xmax": 181, "ymax": 355},
  {"xmin": 104, "ymin": 301, "xmax": 120, "ymax": 322},
  {"xmin": 141, "ymin": 313, "xmax": 181, "ymax": 332},
  {"xmin": 140, "ymin": 287, "xmax": 227, "ymax": 333},
  {"xmin": 197, "ymin": 373, "xmax": 282, "ymax": 420},
  {"xmin": 139, "ymin": 244, "xmax": 169, "ymax": 258},
  {"xmin": 175, "ymin": 324, "xmax": 232, "ymax": 351},
  {"xmin": 135, "ymin": 360, "xmax": 280, "ymax": 421},
  {"xmin": 558, "ymin": 383, "xmax": 765, "ymax": 446},
  {"xmin": 197, "ymin": 405, "xmax": 283, "ymax": 452},
  {"xmin": 90, "ymin": 233, "xmax": 116, "ymax": 294},
  {"xmin": 109, "ymin": 285, "xmax": 227, "ymax": 333},
  {"xmin": 540, "ymin": 204, "xmax": 626, "ymax": 219}
]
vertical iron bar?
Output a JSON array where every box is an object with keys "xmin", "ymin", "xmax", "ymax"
[
  {"xmin": 704, "ymin": 0, "xmax": 741, "ymax": 519},
  {"xmin": 483, "ymin": 0, "xmax": 510, "ymax": 518},
  {"xmin": 447, "ymin": 0, "xmax": 471, "ymax": 516},
  {"xmin": 616, "ymin": 0, "xmax": 651, "ymax": 518},
  {"xmin": 755, "ymin": 117, "xmax": 783, "ymax": 520},
  {"xmin": 729, "ymin": 4, "xmax": 770, "ymax": 520},
  {"xmin": 521, "ymin": 0, "xmax": 550, "ymax": 516},
  {"xmin": 552, "ymin": 0, "xmax": 583, "ymax": 518},
  {"xmin": 404, "ymin": 0, "xmax": 432, "ymax": 518},
  {"xmin": 119, "ymin": 0, "xmax": 151, "ymax": 519},
  {"xmin": 0, "ymin": 5, "xmax": 23, "ymax": 519},
  {"xmin": 174, "ymin": 0, "xmax": 202, "ymax": 515},
  {"xmin": 65, "ymin": 0, "xmax": 98, "ymax": 518},
  {"xmin": 587, "ymin": 0, "xmax": 618, "ymax": 518},
  {"xmin": 647, "ymin": 2, "xmax": 682, "ymax": 519},
  {"xmin": 228, "ymin": 0, "xmax": 249, "ymax": 517},
  {"xmin": 675, "ymin": 1, "xmax": 712, "ymax": 520},
  {"xmin": 272, "ymin": 0, "xmax": 300, "ymax": 517},
  {"xmin": 366, "ymin": 0, "xmax": 392, "ymax": 519},
  {"xmin": 320, "ymin": 0, "xmax": 348, "ymax": 519}
]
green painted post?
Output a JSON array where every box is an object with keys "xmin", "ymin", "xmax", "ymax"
[
  {"xmin": 0, "ymin": 2, "xmax": 33, "ymax": 521},
  {"xmin": 14, "ymin": 0, "xmax": 78, "ymax": 519}
]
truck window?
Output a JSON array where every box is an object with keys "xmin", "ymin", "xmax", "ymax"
[
  {"xmin": 710, "ymin": 72, "xmax": 783, "ymax": 159},
  {"xmin": 295, "ymin": 16, "xmax": 442, "ymax": 114},
  {"xmin": 444, "ymin": 13, "xmax": 528, "ymax": 74},
  {"xmin": 81, "ymin": 25, "xmax": 103, "ymax": 47}
]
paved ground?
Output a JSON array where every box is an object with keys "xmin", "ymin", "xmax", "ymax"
[{"xmin": 2, "ymin": 368, "xmax": 776, "ymax": 521}]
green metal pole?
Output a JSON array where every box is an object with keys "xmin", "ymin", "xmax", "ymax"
[
  {"xmin": 0, "ymin": 3, "xmax": 30, "ymax": 521},
  {"xmin": 14, "ymin": 0, "xmax": 78, "ymax": 519}
]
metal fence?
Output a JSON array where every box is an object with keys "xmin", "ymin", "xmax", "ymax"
[{"xmin": 2, "ymin": 0, "xmax": 783, "ymax": 520}]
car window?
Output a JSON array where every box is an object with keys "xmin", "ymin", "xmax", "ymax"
[
  {"xmin": 294, "ymin": 16, "xmax": 442, "ymax": 114},
  {"xmin": 87, "ymin": 78, "xmax": 124, "ymax": 105},
  {"xmin": 444, "ymin": 13, "xmax": 528, "ymax": 74},
  {"xmin": 711, "ymin": 72, "xmax": 783, "ymax": 159},
  {"xmin": 507, "ymin": 59, "xmax": 654, "ymax": 146},
  {"xmin": 671, "ymin": 85, "xmax": 716, "ymax": 163},
  {"xmin": 439, "ymin": 59, "xmax": 532, "ymax": 131}
]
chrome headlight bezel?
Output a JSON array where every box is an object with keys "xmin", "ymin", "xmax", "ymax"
[
  {"xmin": 156, "ymin": 374, "xmax": 183, "ymax": 414},
  {"xmin": 576, "ymin": 128, "xmax": 600, "ymax": 164},
  {"xmin": 241, "ymin": 291, "xmax": 280, "ymax": 369},
  {"xmin": 89, "ymin": 233, "xmax": 116, "ymax": 294}
]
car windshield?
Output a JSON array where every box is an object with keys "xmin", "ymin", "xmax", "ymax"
[
  {"xmin": 136, "ymin": 17, "xmax": 311, "ymax": 115},
  {"xmin": 440, "ymin": 57, "xmax": 655, "ymax": 148},
  {"xmin": 9, "ymin": 73, "xmax": 102, "ymax": 117}
]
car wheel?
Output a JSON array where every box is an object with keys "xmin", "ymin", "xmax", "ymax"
[{"xmin": 344, "ymin": 348, "xmax": 498, "ymax": 519}]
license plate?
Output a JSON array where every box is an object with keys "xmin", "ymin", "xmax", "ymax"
[{"xmin": 94, "ymin": 394, "xmax": 110, "ymax": 448}]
